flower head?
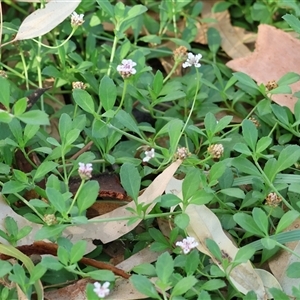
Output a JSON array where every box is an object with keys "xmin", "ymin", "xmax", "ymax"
[
  {"xmin": 117, "ymin": 59, "xmax": 137, "ymax": 78},
  {"xmin": 143, "ymin": 148, "xmax": 155, "ymax": 162},
  {"xmin": 176, "ymin": 237, "xmax": 198, "ymax": 254},
  {"xmin": 207, "ymin": 144, "xmax": 224, "ymax": 159},
  {"xmin": 43, "ymin": 214, "xmax": 57, "ymax": 226},
  {"xmin": 78, "ymin": 162, "xmax": 93, "ymax": 180},
  {"xmin": 71, "ymin": 12, "xmax": 84, "ymax": 27},
  {"xmin": 173, "ymin": 46, "xmax": 188, "ymax": 62},
  {"xmin": 182, "ymin": 52, "xmax": 202, "ymax": 68},
  {"xmin": 175, "ymin": 147, "xmax": 190, "ymax": 160},
  {"xmin": 72, "ymin": 81, "xmax": 86, "ymax": 90},
  {"xmin": 93, "ymin": 282, "xmax": 110, "ymax": 298},
  {"xmin": 265, "ymin": 192, "xmax": 282, "ymax": 207}
]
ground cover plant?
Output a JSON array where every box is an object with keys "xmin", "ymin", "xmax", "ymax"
[{"xmin": 2, "ymin": 0, "xmax": 300, "ymax": 299}]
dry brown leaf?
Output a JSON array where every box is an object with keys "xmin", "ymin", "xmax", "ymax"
[
  {"xmin": 67, "ymin": 160, "xmax": 182, "ymax": 244},
  {"xmin": 226, "ymin": 24, "xmax": 300, "ymax": 112},
  {"xmin": 254, "ymin": 269, "xmax": 282, "ymax": 298},
  {"xmin": 13, "ymin": 0, "xmax": 80, "ymax": 41},
  {"xmin": 199, "ymin": 0, "xmax": 251, "ymax": 58},
  {"xmin": 185, "ymin": 204, "xmax": 267, "ymax": 299},
  {"xmin": 268, "ymin": 219, "xmax": 300, "ymax": 295}
]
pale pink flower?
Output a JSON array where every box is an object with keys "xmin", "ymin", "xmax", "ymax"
[
  {"xmin": 182, "ymin": 52, "xmax": 202, "ymax": 68},
  {"xmin": 93, "ymin": 282, "xmax": 110, "ymax": 298},
  {"xmin": 117, "ymin": 59, "xmax": 137, "ymax": 78},
  {"xmin": 143, "ymin": 148, "xmax": 155, "ymax": 162},
  {"xmin": 78, "ymin": 162, "xmax": 93, "ymax": 180},
  {"xmin": 176, "ymin": 237, "xmax": 199, "ymax": 254}
]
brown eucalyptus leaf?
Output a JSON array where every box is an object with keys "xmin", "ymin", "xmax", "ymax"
[
  {"xmin": 226, "ymin": 24, "xmax": 300, "ymax": 112},
  {"xmin": 14, "ymin": 0, "xmax": 80, "ymax": 41},
  {"xmin": 67, "ymin": 160, "xmax": 182, "ymax": 244}
]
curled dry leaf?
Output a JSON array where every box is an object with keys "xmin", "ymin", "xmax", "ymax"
[
  {"xmin": 254, "ymin": 269, "xmax": 282, "ymax": 298},
  {"xmin": 67, "ymin": 160, "xmax": 182, "ymax": 244},
  {"xmin": 13, "ymin": 0, "xmax": 81, "ymax": 42},
  {"xmin": 226, "ymin": 24, "xmax": 300, "ymax": 112}
]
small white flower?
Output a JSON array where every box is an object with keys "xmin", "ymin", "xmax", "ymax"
[
  {"xmin": 176, "ymin": 236, "xmax": 198, "ymax": 254},
  {"xmin": 117, "ymin": 59, "xmax": 137, "ymax": 78},
  {"xmin": 78, "ymin": 162, "xmax": 93, "ymax": 180},
  {"xmin": 143, "ymin": 148, "xmax": 155, "ymax": 162},
  {"xmin": 93, "ymin": 282, "xmax": 110, "ymax": 298},
  {"xmin": 71, "ymin": 12, "xmax": 84, "ymax": 26},
  {"xmin": 182, "ymin": 52, "xmax": 202, "ymax": 68}
]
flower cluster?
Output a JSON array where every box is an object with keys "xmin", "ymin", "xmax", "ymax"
[
  {"xmin": 207, "ymin": 144, "xmax": 224, "ymax": 159},
  {"xmin": 265, "ymin": 192, "xmax": 282, "ymax": 207},
  {"xmin": 93, "ymin": 282, "xmax": 110, "ymax": 298},
  {"xmin": 72, "ymin": 81, "xmax": 86, "ymax": 90},
  {"xmin": 71, "ymin": 12, "xmax": 84, "ymax": 27},
  {"xmin": 78, "ymin": 162, "xmax": 93, "ymax": 180},
  {"xmin": 43, "ymin": 214, "xmax": 57, "ymax": 226},
  {"xmin": 182, "ymin": 52, "xmax": 202, "ymax": 68},
  {"xmin": 173, "ymin": 46, "xmax": 188, "ymax": 62},
  {"xmin": 175, "ymin": 147, "xmax": 190, "ymax": 160},
  {"xmin": 143, "ymin": 148, "xmax": 155, "ymax": 162},
  {"xmin": 176, "ymin": 237, "xmax": 199, "ymax": 254},
  {"xmin": 117, "ymin": 59, "xmax": 137, "ymax": 78}
]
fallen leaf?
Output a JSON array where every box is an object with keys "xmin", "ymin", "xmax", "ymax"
[
  {"xmin": 199, "ymin": 0, "xmax": 251, "ymax": 58},
  {"xmin": 67, "ymin": 160, "xmax": 182, "ymax": 244},
  {"xmin": 13, "ymin": 0, "xmax": 80, "ymax": 41},
  {"xmin": 226, "ymin": 24, "xmax": 300, "ymax": 112},
  {"xmin": 255, "ymin": 269, "xmax": 283, "ymax": 298},
  {"xmin": 268, "ymin": 219, "xmax": 300, "ymax": 295}
]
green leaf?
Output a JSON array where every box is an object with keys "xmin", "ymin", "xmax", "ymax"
[
  {"xmin": 233, "ymin": 213, "xmax": 264, "ymax": 237},
  {"xmin": 233, "ymin": 143, "xmax": 252, "ymax": 156},
  {"xmin": 96, "ymin": 0, "xmax": 114, "ymax": 18},
  {"xmin": 168, "ymin": 119, "xmax": 183, "ymax": 154},
  {"xmin": 156, "ymin": 252, "xmax": 174, "ymax": 283},
  {"xmin": 87, "ymin": 270, "xmax": 115, "ymax": 281},
  {"xmin": 171, "ymin": 276, "xmax": 198, "ymax": 296},
  {"xmin": 260, "ymin": 237, "xmax": 277, "ymax": 250},
  {"xmin": 206, "ymin": 239, "xmax": 222, "ymax": 261},
  {"xmin": 256, "ymin": 136, "xmax": 272, "ymax": 153},
  {"xmin": 207, "ymin": 27, "xmax": 221, "ymax": 54},
  {"xmin": 70, "ymin": 240, "xmax": 87, "ymax": 264},
  {"xmin": 24, "ymin": 124, "xmax": 39, "ymax": 144},
  {"xmin": 17, "ymin": 110, "xmax": 49, "ymax": 125},
  {"xmin": 277, "ymin": 72, "xmax": 300, "ymax": 86},
  {"xmin": 152, "ymin": 70, "xmax": 164, "ymax": 96},
  {"xmin": 59, "ymin": 113, "xmax": 73, "ymax": 142},
  {"xmin": 132, "ymin": 263, "xmax": 156, "ymax": 276},
  {"xmin": 220, "ymin": 188, "xmax": 245, "ymax": 199},
  {"xmin": 72, "ymin": 89, "xmax": 95, "ymax": 114},
  {"xmin": 0, "ymin": 77, "xmax": 10, "ymax": 109},
  {"xmin": 9, "ymin": 118, "xmax": 23, "ymax": 145},
  {"xmin": 283, "ymin": 14, "xmax": 300, "ymax": 34},
  {"xmin": 130, "ymin": 275, "xmax": 161, "ymax": 299},
  {"xmin": 99, "ymin": 75, "xmax": 117, "ymax": 111},
  {"xmin": 0, "ymin": 260, "xmax": 12, "ymax": 277},
  {"xmin": 242, "ymin": 119, "xmax": 257, "ymax": 151},
  {"xmin": 204, "ymin": 112, "xmax": 217, "ymax": 140},
  {"xmin": 35, "ymin": 224, "xmax": 67, "ymax": 240},
  {"xmin": 125, "ymin": 4, "xmax": 148, "ymax": 20},
  {"xmin": 252, "ymin": 207, "xmax": 269, "ymax": 236},
  {"xmin": 208, "ymin": 161, "xmax": 226, "ymax": 185},
  {"xmin": 286, "ymin": 262, "xmax": 300, "ymax": 278},
  {"xmin": 29, "ymin": 264, "xmax": 47, "ymax": 282},
  {"xmin": 232, "ymin": 157, "xmax": 261, "ymax": 176},
  {"xmin": 276, "ymin": 145, "xmax": 300, "ymax": 173},
  {"xmin": 233, "ymin": 72, "xmax": 260, "ymax": 91},
  {"xmin": 272, "ymin": 105, "xmax": 289, "ymax": 125},
  {"xmin": 5, "ymin": 216, "xmax": 19, "ymax": 237},
  {"xmin": 200, "ymin": 278, "xmax": 226, "ymax": 291},
  {"xmin": 234, "ymin": 246, "xmax": 255, "ymax": 264},
  {"xmin": 0, "ymin": 111, "xmax": 13, "ymax": 123},
  {"xmin": 276, "ymin": 210, "xmax": 300, "ymax": 234},
  {"xmin": 120, "ymin": 163, "xmax": 141, "ymax": 200},
  {"xmin": 115, "ymin": 110, "xmax": 141, "ymax": 135},
  {"xmin": 215, "ymin": 115, "xmax": 233, "ymax": 132},
  {"xmin": 2, "ymin": 181, "xmax": 28, "ymax": 194},
  {"xmin": 13, "ymin": 97, "xmax": 27, "ymax": 116},
  {"xmin": 77, "ymin": 180, "xmax": 99, "ymax": 214},
  {"xmin": 33, "ymin": 161, "xmax": 58, "ymax": 182},
  {"xmin": 41, "ymin": 256, "xmax": 63, "ymax": 270},
  {"xmin": 174, "ymin": 213, "xmax": 190, "ymax": 230},
  {"xmin": 46, "ymin": 187, "xmax": 66, "ymax": 213},
  {"xmin": 269, "ymin": 85, "xmax": 291, "ymax": 94},
  {"xmin": 182, "ymin": 168, "xmax": 201, "ymax": 201},
  {"xmin": 57, "ymin": 246, "xmax": 69, "ymax": 265}
]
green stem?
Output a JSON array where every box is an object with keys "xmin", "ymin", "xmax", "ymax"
[
  {"xmin": 32, "ymin": 28, "xmax": 76, "ymax": 49},
  {"xmin": 163, "ymin": 60, "xmax": 180, "ymax": 83},
  {"xmin": 107, "ymin": 34, "xmax": 119, "ymax": 77},
  {"xmin": 65, "ymin": 179, "xmax": 85, "ymax": 216},
  {"xmin": 114, "ymin": 80, "xmax": 128, "ymax": 115}
]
